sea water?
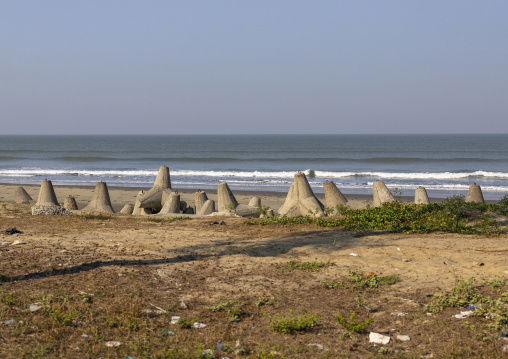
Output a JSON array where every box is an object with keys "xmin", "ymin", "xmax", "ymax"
[{"xmin": 0, "ymin": 134, "xmax": 507, "ymax": 200}]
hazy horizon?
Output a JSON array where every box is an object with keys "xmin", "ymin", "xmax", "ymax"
[{"xmin": 1, "ymin": 1, "xmax": 507, "ymax": 135}]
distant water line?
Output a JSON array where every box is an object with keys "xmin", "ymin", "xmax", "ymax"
[{"xmin": 0, "ymin": 134, "xmax": 507, "ymax": 200}]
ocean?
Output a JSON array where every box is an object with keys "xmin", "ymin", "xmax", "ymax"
[{"xmin": 0, "ymin": 134, "xmax": 507, "ymax": 200}]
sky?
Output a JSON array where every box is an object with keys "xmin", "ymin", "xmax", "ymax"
[{"xmin": 1, "ymin": 1, "xmax": 507, "ymax": 135}]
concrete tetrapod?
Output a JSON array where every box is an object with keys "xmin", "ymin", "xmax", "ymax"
[
  {"xmin": 278, "ymin": 172, "xmax": 324, "ymax": 218},
  {"xmin": 14, "ymin": 186, "xmax": 33, "ymax": 204},
  {"xmin": 160, "ymin": 192, "xmax": 181, "ymax": 214},
  {"xmin": 217, "ymin": 182, "xmax": 239, "ymax": 213},
  {"xmin": 133, "ymin": 191, "xmax": 152, "ymax": 215},
  {"xmin": 120, "ymin": 204, "xmax": 134, "ymax": 214},
  {"xmin": 138, "ymin": 165, "xmax": 172, "ymax": 211},
  {"xmin": 82, "ymin": 182, "xmax": 115, "ymax": 213},
  {"xmin": 195, "ymin": 190, "xmax": 208, "ymax": 214},
  {"xmin": 235, "ymin": 197, "xmax": 262, "ymax": 217},
  {"xmin": 372, "ymin": 181, "xmax": 395, "ymax": 207},
  {"xmin": 323, "ymin": 181, "xmax": 348, "ymax": 214},
  {"xmin": 414, "ymin": 187, "xmax": 430, "ymax": 205},
  {"xmin": 198, "ymin": 199, "xmax": 215, "ymax": 215},
  {"xmin": 32, "ymin": 180, "xmax": 68, "ymax": 215},
  {"xmin": 465, "ymin": 184, "xmax": 485, "ymax": 203},
  {"xmin": 248, "ymin": 197, "xmax": 261, "ymax": 208},
  {"xmin": 63, "ymin": 195, "xmax": 78, "ymax": 210}
]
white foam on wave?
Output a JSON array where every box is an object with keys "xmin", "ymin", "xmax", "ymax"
[
  {"xmin": 313, "ymin": 170, "xmax": 508, "ymax": 180},
  {"xmin": 1, "ymin": 169, "xmax": 508, "ymax": 180}
]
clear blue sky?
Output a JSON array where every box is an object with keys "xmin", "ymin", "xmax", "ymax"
[{"xmin": 1, "ymin": 1, "xmax": 507, "ymax": 135}]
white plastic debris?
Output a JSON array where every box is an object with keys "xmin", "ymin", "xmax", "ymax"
[
  {"xmin": 369, "ymin": 332, "xmax": 391, "ymax": 345},
  {"xmin": 350, "ymin": 253, "xmax": 359, "ymax": 257},
  {"xmin": 453, "ymin": 310, "xmax": 474, "ymax": 319},
  {"xmin": 191, "ymin": 322, "xmax": 207, "ymax": 329},
  {"xmin": 105, "ymin": 341, "xmax": 121, "ymax": 347},
  {"xmin": 3, "ymin": 319, "xmax": 17, "ymax": 326},
  {"xmin": 11, "ymin": 240, "xmax": 28, "ymax": 245},
  {"xmin": 391, "ymin": 312, "xmax": 408, "ymax": 317},
  {"xmin": 308, "ymin": 343, "xmax": 326, "ymax": 350},
  {"xmin": 397, "ymin": 335, "xmax": 411, "ymax": 341},
  {"xmin": 170, "ymin": 316, "xmax": 180, "ymax": 324},
  {"xmin": 28, "ymin": 303, "xmax": 43, "ymax": 312}
]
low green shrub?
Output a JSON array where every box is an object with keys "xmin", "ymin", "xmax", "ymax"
[
  {"xmin": 335, "ymin": 310, "xmax": 374, "ymax": 333},
  {"xmin": 268, "ymin": 310, "xmax": 320, "ymax": 333}
]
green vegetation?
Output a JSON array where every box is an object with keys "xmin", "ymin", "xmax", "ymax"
[
  {"xmin": 268, "ymin": 309, "xmax": 320, "ymax": 333},
  {"xmin": 425, "ymin": 276, "xmax": 508, "ymax": 331},
  {"xmin": 335, "ymin": 310, "xmax": 374, "ymax": 333},
  {"xmin": 78, "ymin": 213, "xmax": 112, "ymax": 220},
  {"xmin": 206, "ymin": 299, "xmax": 244, "ymax": 322},
  {"xmin": 256, "ymin": 296, "xmax": 273, "ymax": 307},
  {"xmin": 177, "ymin": 316, "xmax": 197, "ymax": 329},
  {"xmin": 246, "ymin": 195, "xmax": 508, "ymax": 236},
  {"xmin": 321, "ymin": 270, "xmax": 400, "ymax": 290},
  {"xmin": 276, "ymin": 260, "xmax": 335, "ymax": 272}
]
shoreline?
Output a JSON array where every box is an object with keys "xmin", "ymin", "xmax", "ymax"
[{"xmin": 0, "ymin": 182, "xmax": 500, "ymax": 213}]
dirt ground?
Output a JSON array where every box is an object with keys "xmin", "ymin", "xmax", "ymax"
[{"xmin": 1, "ymin": 202, "xmax": 508, "ymax": 358}]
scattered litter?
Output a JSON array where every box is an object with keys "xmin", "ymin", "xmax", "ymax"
[
  {"xmin": 105, "ymin": 341, "xmax": 121, "ymax": 347},
  {"xmin": 466, "ymin": 304, "xmax": 475, "ymax": 309},
  {"xmin": 145, "ymin": 308, "xmax": 166, "ymax": 316},
  {"xmin": 472, "ymin": 261, "xmax": 485, "ymax": 267},
  {"xmin": 397, "ymin": 335, "xmax": 411, "ymax": 341},
  {"xmin": 170, "ymin": 316, "xmax": 181, "ymax": 324},
  {"xmin": 3, "ymin": 319, "xmax": 17, "ymax": 326},
  {"xmin": 179, "ymin": 300, "xmax": 189, "ymax": 309},
  {"xmin": 215, "ymin": 342, "xmax": 225, "ymax": 351},
  {"xmin": 209, "ymin": 221, "xmax": 220, "ymax": 225},
  {"xmin": 11, "ymin": 240, "xmax": 28, "ymax": 245},
  {"xmin": 202, "ymin": 349, "xmax": 213, "ymax": 356},
  {"xmin": 350, "ymin": 253, "xmax": 359, "ymax": 257},
  {"xmin": 58, "ymin": 249, "xmax": 67, "ymax": 253},
  {"xmin": 161, "ymin": 329, "xmax": 176, "ymax": 335},
  {"xmin": 391, "ymin": 312, "xmax": 408, "ymax": 317},
  {"xmin": 401, "ymin": 298, "xmax": 414, "ymax": 302},
  {"xmin": 369, "ymin": 332, "xmax": 390, "ymax": 345},
  {"xmin": 402, "ymin": 259, "xmax": 411, "ymax": 262},
  {"xmin": 234, "ymin": 339, "xmax": 245, "ymax": 355},
  {"xmin": 28, "ymin": 303, "xmax": 43, "ymax": 312},
  {"xmin": 78, "ymin": 291, "xmax": 94, "ymax": 297},
  {"xmin": 0, "ymin": 241, "xmax": 10, "ymax": 246},
  {"xmin": 209, "ymin": 221, "xmax": 227, "ymax": 226},
  {"xmin": 82, "ymin": 334, "xmax": 89, "ymax": 339},
  {"xmin": 397, "ymin": 247, "xmax": 400, "ymax": 251},
  {"xmin": 308, "ymin": 343, "xmax": 326, "ymax": 350},
  {"xmin": 453, "ymin": 310, "xmax": 474, "ymax": 319},
  {"xmin": 501, "ymin": 332, "xmax": 508, "ymax": 338},
  {"xmin": 149, "ymin": 303, "xmax": 167, "ymax": 313},
  {"xmin": 220, "ymin": 221, "xmax": 226, "ymax": 225},
  {"xmin": 191, "ymin": 322, "xmax": 207, "ymax": 329},
  {"xmin": 4, "ymin": 228, "xmax": 22, "ymax": 235},
  {"xmin": 443, "ymin": 261, "xmax": 449, "ymax": 265},
  {"xmin": 365, "ymin": 272, "xmax": 375, "ymax": 276},
  {"xmin": 426, "ymin": 313, "xmax": 433, "ymax": 316}
]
